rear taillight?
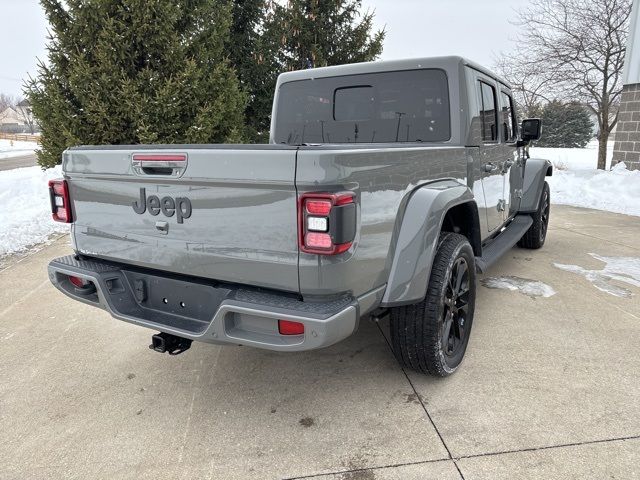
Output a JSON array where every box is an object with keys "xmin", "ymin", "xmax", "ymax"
[
  {"xmin": 299, "ymin": 192, "xmax": 356, "ymax": 255},
  {"xmin": 48, "ymin": 179, "xmax": 72, "ymax": 223}
]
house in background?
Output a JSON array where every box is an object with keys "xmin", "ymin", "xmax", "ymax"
[{"xmin": 0, "ymin": 99, "xmax": 37, "ymax": 134}]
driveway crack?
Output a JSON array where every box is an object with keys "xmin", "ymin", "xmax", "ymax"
[{"xmin": 375, "ymin": 322, "xmax": 466, "ymax": 480}]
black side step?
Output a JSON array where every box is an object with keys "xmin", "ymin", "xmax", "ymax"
[{"xmin": 475, "ymin": 215, "xmax": 533, "ymax": 273}]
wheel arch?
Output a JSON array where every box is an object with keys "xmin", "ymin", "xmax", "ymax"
[
  {"xmin": 520, "ymin": 158, "xmax": 553, "ymax": 213},
  {"xmin": 441, "ymin": 201, "xmax": 482, "ymax": 257},
  {"xmin": 381, "ymin": 181, "xmax": 477, "ymax": 307}
]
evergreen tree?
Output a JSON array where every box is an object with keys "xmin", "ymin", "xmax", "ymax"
[
  {"xmin": 536, "ymin": 100, "xmax": 593, "ymax": 148},
  {"xmin": 230, "ymin": 0, "xmax": 385, "ymax": 142},
  {"xmin": 268, "ymin": 0, "xmax": 385, "ymax": 71},
  {"xmin": 27, "ymin": 0, "xmax": 246, "ymax": 168},
  {"xmin": 226, "ymin": 0, "xmax": 278, "ymax": 142}
]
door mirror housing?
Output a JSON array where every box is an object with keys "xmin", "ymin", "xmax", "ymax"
[{"xmin": 521, "ymin": 118, "xmax": 542, "ymax": 142}]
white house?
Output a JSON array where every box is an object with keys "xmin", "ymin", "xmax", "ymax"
[{"xmin": 0, "ymin": 100, "xmax": 36, "ymax": 133}]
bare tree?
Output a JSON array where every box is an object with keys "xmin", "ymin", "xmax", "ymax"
[
  {"xmin": 506, "ymin": 0, "xmax": 632, "ymax": 169},
  {"xmin": 14, "ymin": 98, "xmax": 37, "ymax": 134},
  {"xmin": 495, "ymin": 56, "xmax": 555, "ymax": 118}
]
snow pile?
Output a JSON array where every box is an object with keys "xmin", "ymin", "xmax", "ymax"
[
  {"xmin": 0, "ymin": 166, "xmax": 69, "ymax": 256},
  {"xmin": 547, "ymin": 162, "xmax": 640, "ymax": 217},
  {"xmin": 481, "ymin": 276, "xmax": 556, "ymax": 298},
  {"xmin": 0, "ymin": 139, "xmax": 38, "ymax": 160},
  {"xmin": 529, "ymin": 141, "xmax": 640, "ymax": 216}
]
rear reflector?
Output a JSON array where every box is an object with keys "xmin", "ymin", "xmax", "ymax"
[
  {"xmin": 278, "ymin": 320, "xmax": 305, "ymax": 335},
  {"xmin": 69, "ymin": 275, "xmax": 88, "ymax": 288},
  {"xmin": 48, "ymin": 179, "xmax": 72, "ymax": 223}
]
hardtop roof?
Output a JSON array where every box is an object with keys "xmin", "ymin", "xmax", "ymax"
[{"xmin": 276, "ymin": 55, "xmax": 512, "ymax": 90}]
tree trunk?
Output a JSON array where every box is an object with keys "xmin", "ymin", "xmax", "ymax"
[{"xmin": 597, "ymin": 130, "xmax": 609, "ymax": 170}]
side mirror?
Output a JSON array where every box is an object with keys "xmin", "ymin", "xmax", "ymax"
[{"xmin": 521, "ymin": 118, "xmax": 542, "ymax": 141}]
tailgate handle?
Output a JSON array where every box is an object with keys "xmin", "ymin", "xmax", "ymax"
[{"xmin": 132, "ymin": 153, "xmax": 188, "ymax": 178}]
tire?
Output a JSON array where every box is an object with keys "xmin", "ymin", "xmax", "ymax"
[
  {"xmin": 389, "ymin": 233, "xmax": 476, "ymax": 377},
  {"xmin": 518, "ymin": 181, "xmax": 550, "ymax": 249}
]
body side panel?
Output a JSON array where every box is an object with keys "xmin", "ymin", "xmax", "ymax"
[{"xmin": 295, "ymin": 146, "xmax": 469, "ymax": 298}]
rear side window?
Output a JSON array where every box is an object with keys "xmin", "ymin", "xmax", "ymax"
[
  {"xmin": 274, "ymin": 69, "xmax": 451, "ymax": 144},
  {"xmin": 500, "ymin": 91, "xmax": 517, "ymax": 142},
  {"xmin": 479, "ymin": 81, "xmax": 497, "ymax": 142}
]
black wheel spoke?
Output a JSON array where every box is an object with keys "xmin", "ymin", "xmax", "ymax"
[
  {"xmin": 457, "ymin": 318, "xmax": 465, "ymax": 341},
  {"xmin": 448, "ymin": 276, "xmax": 455, "ymax": 297},
  {"xmin": 457, "ymin": 289, "xmax": 469, "ymax": 305},
  {"xmin": 442, "ymin": 313, "xmax": 453, "ymax": 353},
  {"xmin": 441, "ymin": 255, "xmax": 472, "ymax": 359},
  {"xmin": 454, "ymin": 260, "xmax": 466, "ymax": 293}
]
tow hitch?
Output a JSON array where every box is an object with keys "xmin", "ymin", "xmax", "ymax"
[{"xmin": 149, "ymin": 332, "xmax": 192, "ymax": 355}]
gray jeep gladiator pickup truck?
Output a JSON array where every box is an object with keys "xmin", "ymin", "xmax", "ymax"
[{"xmin": 47, "ymin": 56, "xmax": 551, "ymax": 376}]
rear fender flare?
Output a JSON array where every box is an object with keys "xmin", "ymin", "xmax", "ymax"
[
  {"xmin": 520, "ymin": 158, "xmax": 552, "ymax": 213},
  {"xmin": 381, "ymin": 182, "xmax": 475, "ymax": 307}
]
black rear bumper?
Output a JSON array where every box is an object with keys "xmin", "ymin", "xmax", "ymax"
[{"xmin": 48, "ymin": 255, "xmax": 358, "ymax": 351}]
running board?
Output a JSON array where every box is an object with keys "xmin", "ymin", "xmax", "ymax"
[{"xmin": 475, "ymin": 215, "xmax": 533, "ymax": 273}]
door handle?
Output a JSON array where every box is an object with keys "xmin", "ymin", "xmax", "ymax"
[{"xmin": 483, "ymin": 162, "xmax": 498, "ymax": 173}]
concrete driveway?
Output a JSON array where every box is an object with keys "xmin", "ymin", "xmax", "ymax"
[{"xmin": 1, "ymin": 205, "xmax": 639, "ymax": 479}]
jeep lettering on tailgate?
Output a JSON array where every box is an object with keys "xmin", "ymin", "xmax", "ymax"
[{"xmin": 132, "ymin": 187, "xmax": 192, "ymax": 223}]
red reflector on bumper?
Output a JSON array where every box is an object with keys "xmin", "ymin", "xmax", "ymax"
[
  {"xmin": 69, "ymin": 275, "xmax": 87, "ymax": 288},
  {"xmin": 278, "ymin": 320, "xmax": 304, "ymax": 335}
]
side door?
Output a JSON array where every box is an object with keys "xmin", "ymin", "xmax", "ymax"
[
  {"xmin": 476, "ymin": 77, "xmax": 505, "ymax": 233},
  {"xmin": 498, "ymin": 89, "xmax": 524, "ymax": 219}
]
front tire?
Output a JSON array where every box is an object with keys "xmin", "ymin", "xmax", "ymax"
[
  {"xmin": 518, "ymin": 181, "xmax": 550, "ymax": 249},
  {"xmin": 390, "ymin": 233, "xmax": 476, "ymax": 377}
]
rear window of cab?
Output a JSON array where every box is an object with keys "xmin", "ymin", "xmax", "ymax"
[{"xmin": 274, "ymin": 69, "xmax": 451, "ymax": 145}]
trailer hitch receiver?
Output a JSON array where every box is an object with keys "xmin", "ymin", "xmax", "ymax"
[{"xmin": 149, "ymin": 332, "xmax": 192, "ymax": 355}]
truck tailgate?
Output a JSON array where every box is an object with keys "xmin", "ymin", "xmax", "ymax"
[{"xmin": 64, "ymin": 146, "xmax": 300, "ymax": 293}]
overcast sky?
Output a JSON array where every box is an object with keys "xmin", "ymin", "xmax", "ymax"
[{"xmin": 0, "ymin": 0, "xmax": 529, "ymax": 96}]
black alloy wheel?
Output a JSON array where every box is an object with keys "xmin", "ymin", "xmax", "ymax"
[{"xmin": 442, "ymin": 257, "xmax": 470, "ymax": 360}]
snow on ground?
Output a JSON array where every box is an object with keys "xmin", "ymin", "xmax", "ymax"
[
  {"xmin": 530, "ymin": 140, "xmax": 614, "ymax": 171},
  {"xmin": 531, "ymin": 141, "xmax": 640, "ymax": 217},
  {"xmin": 548, "ymin": 163, "xmax": 640, "ymax": 217},
  {"xmin": 0, "ymin": 139, "xmax": 38, "ymax": 159},
  {"xmin": 480, "ymin": 276, "xmax": 556, "ymax": 298},
  {"xmin": 0, "ymin": 165, "xmax": 69, "ymax": 257},
  {"xmin": 554, "ymin": 253, "xmax": 640, "ymax": 298}
]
